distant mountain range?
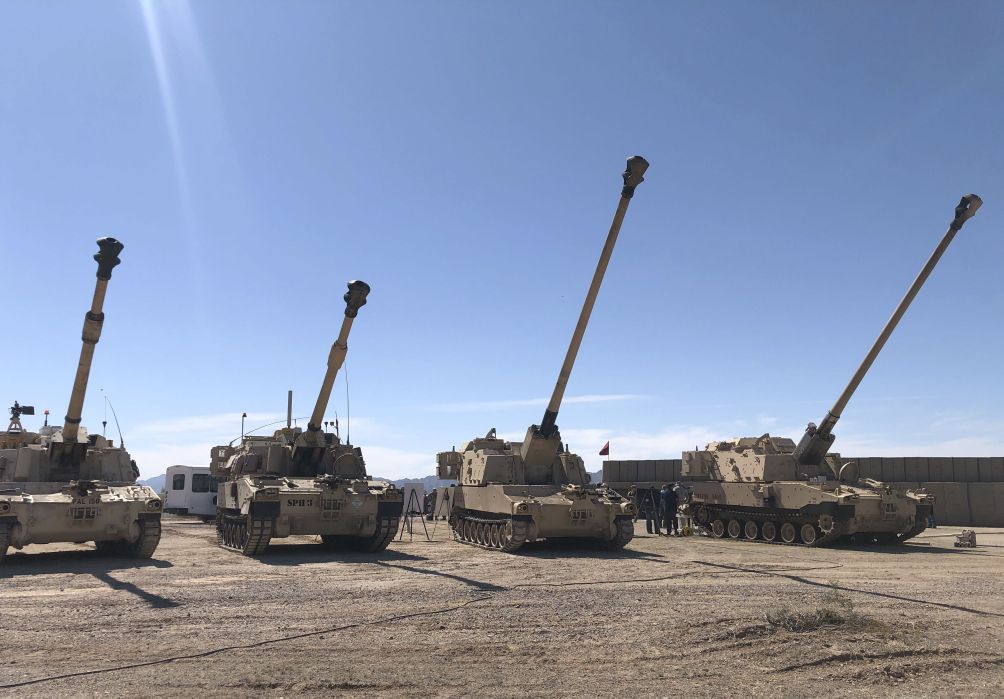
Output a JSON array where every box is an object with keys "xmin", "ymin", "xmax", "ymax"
[{"xmin": 139, "ymin": 474, "xmax": 166, "ymax": 492}]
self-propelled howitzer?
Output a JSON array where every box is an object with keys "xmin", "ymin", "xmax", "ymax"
[
  {"xmin": 0, "ymin": 238, "xmax": 162, "ymax": 563},
  {"xmin": 436, "ymin": 157, "xmax": 648, "ymax": 552},
  {"xmin": 212, "ymin": 281, "xmax": 403, "ymax": 556},
  {"xmin": 684, "ymin": 195, "xmax": 983, "ymax": 546}
]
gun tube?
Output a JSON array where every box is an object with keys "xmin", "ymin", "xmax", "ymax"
[
  {"xmin": 62, "ymin": 238, "xmax": 123, "ymax": 444},
  {"xmin": 793, "ymin": 194, "xmax": 982, "ymax": 467},
  {"xmin": 307, "ymin": 280, "xmax": 369, "ymax": 433},
  {"xmin": 538, "ymin": 156, "xmax": 648, "ymax": 436}
]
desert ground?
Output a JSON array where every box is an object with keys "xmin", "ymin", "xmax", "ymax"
[{"xmin": 1, "ymin": 517, "xmax": 1002, "ymax": 698}]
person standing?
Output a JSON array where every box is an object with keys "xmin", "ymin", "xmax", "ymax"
[{"xmin": 660, "ymin": 483, "xmax": 679, "ymax": 536}]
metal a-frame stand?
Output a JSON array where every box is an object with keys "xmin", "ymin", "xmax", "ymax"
[{"xmin": 397, "ymin": 487, "xmax": 431, "ymax": 542}]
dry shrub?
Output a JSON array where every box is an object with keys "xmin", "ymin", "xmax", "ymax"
[{"xmin": 765, "ymin": 585, "xmax": 862, "ymax": 632}]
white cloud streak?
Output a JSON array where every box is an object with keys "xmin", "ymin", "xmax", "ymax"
[{"xmin": 429, "ymin": 394, "xmax": 648, "ymax": 413}]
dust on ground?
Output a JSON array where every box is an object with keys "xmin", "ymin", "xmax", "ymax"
[{"xmin": 1, "ymin": 518, "xmax": 1002, "ymax": 697}]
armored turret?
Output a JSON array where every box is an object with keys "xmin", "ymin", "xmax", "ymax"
[{"xmin": 792, "ymin": 194, "xmax": 983, "ymax": 472}]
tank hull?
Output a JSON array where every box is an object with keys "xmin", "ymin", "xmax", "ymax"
[
  {"xmin": 0, "ymin": 481, "xmax": 163, "ymax": 560},
  {"xmin": 687, "ymin": 480, "xmax": 931, "ymax": 546},
  {"xmin": 216, "ymin": 475, "xmax": 403, "ymax": 556},
  {"xmin": 448, "ymin": 484, "xmax": 634, "ymax": 552}
]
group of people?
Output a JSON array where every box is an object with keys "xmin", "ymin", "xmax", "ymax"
[{"xmin": 629, "ymin": 483, "xmax": 688, "ymax": 536}]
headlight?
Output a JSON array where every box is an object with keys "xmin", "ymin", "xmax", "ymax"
[
  {"xmin": 515, "ymin": 503, "xmax": 529, "ymax": 514},
  {"xmin": 0, "ymin": 502, "xmax": 10, "ymax": 513},
  {"xmin": 147, "ymin": 500, "xmax": 162, "ymax": 511}
]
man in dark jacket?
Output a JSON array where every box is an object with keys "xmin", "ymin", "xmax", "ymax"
[{"xmin": 660, "ymin": 484, "xmax": 679, "ymax": 536}]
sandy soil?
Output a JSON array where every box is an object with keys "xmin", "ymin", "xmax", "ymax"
[{"xmin": 1, "ymin": 517, "xmax": 1002, "ymax": 698}]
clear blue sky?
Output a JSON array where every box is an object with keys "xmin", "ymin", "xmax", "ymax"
[{"xmin": 2, "ymin": 2, "xmax": 1002, "ymax": 479}]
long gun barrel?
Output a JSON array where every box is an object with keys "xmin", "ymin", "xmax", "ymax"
[
  {"xmin": 792, "ymin": 194, "xmax": 983, "ymax": 467},
  {"xmin": 536, "ymin": 156, "xmax": 649, "ymax": 437},
  {"xmin": 307, "ymin": 280, "xmax": 370, "ymax": 434},
  {"xmin": 62, "ymin": 238, "xmax": 123, "ymax": 444}
]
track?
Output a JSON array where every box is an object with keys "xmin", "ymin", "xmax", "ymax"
[
  {"xmin": 216, "ymin": 510, "xmax": 272, "ymax": 556},
  {"xmin": 694, "ymin": 505, "xmax": 843, "ymax": 547},
  {"xmin": 93, "ymin": 518, "xmax": 163, "ymax": 558},
  {"xmin": 321, "ymin": 515, "xmax": 401, "ymax": 552},
  {"xmin": 0, "ymin": 521, "xmax": 8, "ymax": 563},
  {"xmin": 451, "ymin": 511, "xmax": 634, "ymax": 552},
  {"xmin": 450, "ymin": 511, "xmax": 528, "ymax": 552}
]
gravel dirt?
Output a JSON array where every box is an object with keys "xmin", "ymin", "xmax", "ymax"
[{"xmin": 1, "ymin": 517, "xmax": 1002, "ymax": 697}]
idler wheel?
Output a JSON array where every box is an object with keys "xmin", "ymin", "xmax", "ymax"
[
  {"xmin": 743, "ymin": 520, "xmax": 759, "ymax": 540},
  {"xmin": 800, "ymin": 523, "xmax": 819, "ymax": 545},
  {"xmin": 780, "ymin": 522, "xmax": 797, "ymax": 544},
  {"xmin": 727, "ymin": 519, "xmax": 742, "ymax": 539},
  {"xmin": 761, "ymin": 521, "xmax": 777, "ymax": 542},
  {"xmin": 711, "ymin": 519, "xmax": 726, "ymax": 538}
]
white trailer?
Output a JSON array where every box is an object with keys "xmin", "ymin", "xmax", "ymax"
[{"xmin": 163, "ymin": 464, "xmax": 220, "ymax": 519}]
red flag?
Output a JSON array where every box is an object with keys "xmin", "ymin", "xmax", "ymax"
[{"xmin": 598, "ymin": 441, "xmax": 610, "ymax": 456}]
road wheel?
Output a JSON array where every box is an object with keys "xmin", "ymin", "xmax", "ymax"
[
  {"xmin": 743, "ymin": 520, "xmax": 759, "ymax": 540},
  {"xmin": 727, "ymin": 519, "xmax": 742, "ymax": 539},
  {"xmin": 800, "ymin": 523, "xmax": 819, "ymax": 545},
  {"xmin": 761, "ymin": 521, "xmax": 777, "ymax": 542},
  {"xmin": 780, "ymin": 522, "xmax": 797, "ymax": 544},
  {"xmin": 498, "ymin": 521, "xmax": 512, "ymax": 549},
  {"xmin": 711, "ymin": 519, "xmax": 726, "ymax": 538}
]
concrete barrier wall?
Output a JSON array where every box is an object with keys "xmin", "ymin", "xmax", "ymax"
[
  {"xmin": 929, "ymin": 458, "xmax": 954, "ymax": 481},
  {"xmin": 856, "ymin": 456, "xmax": 1004, "ymax": 485},
  {"xmin": 606, "ymin": 457, "xmax": 1004, "ymax": 485},
  {"xmin": 904, "ymin": 457, "xmax": 929, "ymax": 482},
  {"xmin": 978, "ymin": 457, "xmax": 1004, "ymax": 482},
  {"xmin": 954, "ymin": 457, "xmax": 980, "ymax": 482},
  {"xmin": 602, "ymin": 459, "xmax": 681, "ymax": 484}
]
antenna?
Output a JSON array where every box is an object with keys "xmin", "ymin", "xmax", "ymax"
[
  {"xmin": 104, "ymin": 395, "xmax": 126, "ymax": 448},
  {"xmin": 344, "ymin": 360, "xmax": 350, "ymax": 444}
]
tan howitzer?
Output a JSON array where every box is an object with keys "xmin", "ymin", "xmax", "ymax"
[
  {"xmin": 300, "ymin": 280, "xmax": 370, "ymax": 448},
  {"xmin": 792, "ymin": 194, "xmax": 983, "ymax": 470},
  {"xmin": 55, "ymin": 238, "xmax": 123, "ymax": 460},
  {"xmin": 519, "ymin": 156, "xmax": 648, "ymax": 476}
]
